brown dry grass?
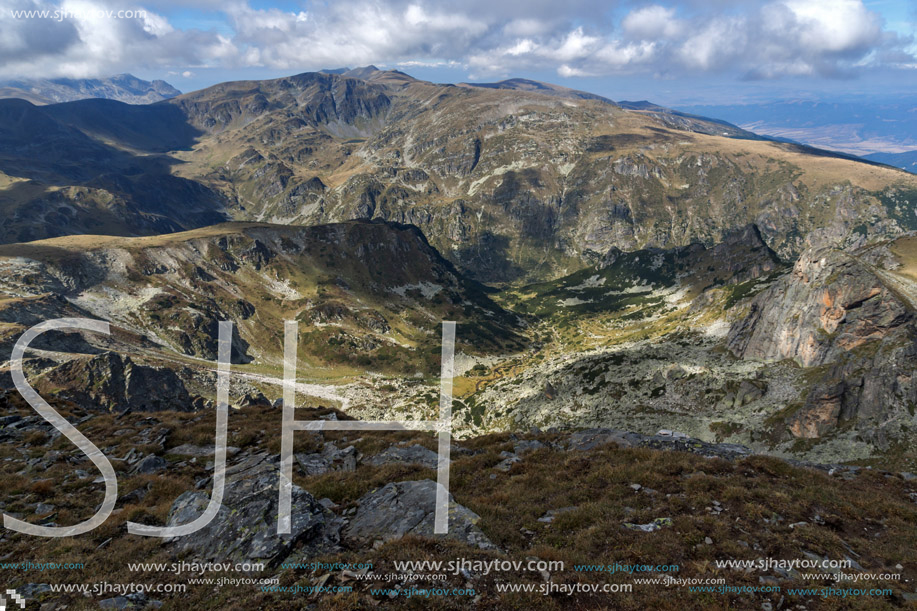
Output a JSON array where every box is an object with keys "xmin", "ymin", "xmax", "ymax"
[
  {"xmin": 1, "ymin": 395, "xmax": 915, "ymax": 610},
  {"xmin": 890, "ymin": 236, "xmax": 917, "ymax": 282}
]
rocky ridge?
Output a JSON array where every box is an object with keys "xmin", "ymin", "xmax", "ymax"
[{"xmin": 1, "ymin": 68, "xmax": 915, "ymax": 284}]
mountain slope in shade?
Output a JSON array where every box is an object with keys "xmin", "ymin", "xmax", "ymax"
[
  {"xmin": 0, "ymin": 74, "xmax": 181, "ymax": 105},
  {"xmin": 0, "ymin": 97, "xmax": 226, "ymax": 243}
]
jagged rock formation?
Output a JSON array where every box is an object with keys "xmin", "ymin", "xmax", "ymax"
[{"xmin": 41, "ymin": 351, "xmax": 193, "ymax": 413}]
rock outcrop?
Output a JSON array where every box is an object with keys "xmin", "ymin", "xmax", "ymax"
[
  {"xmin": 41, "ymin": 352, "xmax": 193, "ymax": 413},
  {"xmin": 364, "ymin": 444, "xmax": 439, "ymax": 469},
  {"xmin": 166, "ymin": 452, "xmax": 340, "ymax": 566},
  {"xmin": 727, "ymin": 247, "xmax": 912, "ymax": 367},
  {"xmin": 344, "ymin": 480, "xmax": 494, "ymax": 550},
  {"xmin": 295, "ymin": 442, "xmax": 358, "ymax": 476},
  {"xmin": 728, "ymin": 243, "xmax": 917, "ymax": 441}
]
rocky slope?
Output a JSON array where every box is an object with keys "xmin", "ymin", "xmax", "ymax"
[
  {"xmin": 5, "ymin": 218, "xmax": 917, "ymax": 464},
  {"xmin": 727, "ymin": 238, "xmax": 917, "ymax": 449},
  {"xmin": 0, "ymin": 220, "xmax": 524, "ymax": 414},
  {"xmin": 2, "ymin": 394, "xmax": 917, "ymax": 609},
  {"xmin": 4, "ymin": 214, "xmax": 917, "ymax": 463},
  {"xmin": 423, "ymin": 229, "xmax": 917, "ymax": 465},
  {"xmin": 169, "ymin": 69, "xmax": 917, "ymax": 283},
  {"xmin": 2, "ymin": 68, "xmax": 917, "ymax": 465}
]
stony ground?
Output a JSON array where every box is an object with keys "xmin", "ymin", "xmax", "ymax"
[{"xmin": 2, "ymin": 392, "xmax": 917, "ymax": 610}]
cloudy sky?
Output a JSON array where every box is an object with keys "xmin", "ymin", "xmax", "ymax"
[{"xmin": 1, "ymin": 0, "xmax": 915, "ymax": 103}]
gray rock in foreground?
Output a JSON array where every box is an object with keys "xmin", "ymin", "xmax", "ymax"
[
  {"xmin": 165, "ymin": 452, "xmax": 340, "ymax": 565},
  {"xmin": 344, "ymin": 480, "xmax": 494, "ymax": 550},
  {"xmin": 364, "ymin": 444, "xmax": 439, "ymax": 469},
  {"xmin": 166, "ymin": 444, "xmax": 241, "ymax": 458},
  {"xmin": 294, "ymin": 442, "xmax": 357, "ymax": 476},
  {"xmin": 567, "ymin": 429, "xmax": 635, "ymax": 451},
  {"xmin": 131, "ymin": 454, "xmax": 167, "ymax": 475}
]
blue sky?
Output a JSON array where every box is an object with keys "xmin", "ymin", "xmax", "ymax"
[{"xmin": 1, "ymin": 0, "xmax": 915, "ymax": 104}]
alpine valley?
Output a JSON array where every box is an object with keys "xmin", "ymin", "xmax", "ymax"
[
  {"xmin": 3, "ymin": 66, "xmax": 917, "ymax": 465},
  {"xmin": 6, "ymin": 65, "xmax": 917, "ymax": 609}
]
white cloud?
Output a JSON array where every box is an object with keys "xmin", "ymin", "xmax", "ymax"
[
  {"xmin": 503, "ymin": 18, "xmax": 551, "ymax": 37},
  {"xmin": 678, "ymin": 17, "xmax": 747, "ymax": 71},
  {"xmin": 506, "ymin": 39, "xmax": 536, "ymax": 56},
  {"xmin": 595, "ymin": 40, "xmax": 658, "ymax": 67},
  {"xmin": 783, "ymin": 0, "xmax": 880, "ymax": 54},
  {"xmin": 0, "ymin": 0, "xmax": 236, "ymax": 78},
  {"xmin": 0, "ymin": 0, "xmax": 911, "ymax": 83},
  {"xmin": 622, "ymin": 6, "xmax": 682, "ymax": 39},
  {"xmin": 558, "ymin": 63, "xmax": 593, "ymax": 77},
  {"xmin": 549, "ymin": 27, "xmax": 600, "ymax": 62}
]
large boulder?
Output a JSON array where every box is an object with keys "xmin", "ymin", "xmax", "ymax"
[
  {"xmin": 294, "ymin": 442, "xmax": 357, "ymax": 476},
  {"xmin": 364, "ymin": 444, "xmax": 439, "ymax": 469},
  {"xmin": 566, "ymin": 428, "xmax": 635, "ymax": 451},
  {"xmin": 165, "ymin": 452, "xmax": 340, "ymax": 565},
  {"xmin": 344, "ymin": 480, "xmax": 494, "ymax": 550}
]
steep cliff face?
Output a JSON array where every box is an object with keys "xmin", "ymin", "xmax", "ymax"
[
  {"xmin": 727, "ymin": 242, "xmax": 917, "ymax": 442},
  {"xmin": 727, "ymin": 249, "xmax": 913, "ymax": 367}
]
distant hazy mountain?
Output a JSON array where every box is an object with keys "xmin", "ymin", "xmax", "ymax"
[
  {"xmin": 676, "ymin": 98, "xmax": 917, "ymax": 157},
  {"xmin": 864, "ymin": 150, "xmax": 917, "ymax": 174},
  {"xmin": 0, "ymin": 73, "xmax": 180, "ymax": 105}
]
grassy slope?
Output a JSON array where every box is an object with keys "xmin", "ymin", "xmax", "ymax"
[{"xmin": 1, "ymin": 394, "xmax": 915, "ymax": 610}]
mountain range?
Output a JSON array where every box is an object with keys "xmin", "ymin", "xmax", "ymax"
[
  {"xmin": 2, "ymin": 66, "xmax": 917, "ymax": 463},
  {"xmin": 5, "ymin": 66, "xmax": 917, "ymax": 609},
  {"xmin": 0, "ymin": 74, "xmax": 181, "ymax": 105},
  {"xmin": 2, "ymin": 67, "xmax": 915, "ymax": 284}
]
